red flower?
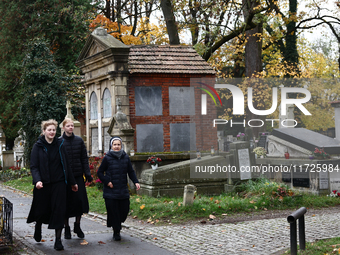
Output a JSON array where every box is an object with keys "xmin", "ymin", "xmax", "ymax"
[{"xmin": 333, "ymin": 190, "xmax": 337, "ymax": 194}]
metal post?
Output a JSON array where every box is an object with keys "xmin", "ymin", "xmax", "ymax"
[
  {"xmin": 299, "ymin": 215, "xmax": 306, "ymax": 250},
  {"xmin": 287, "ymin": 207, "xmax": 307, "ymax": 255},
  {"xmin": 290, "ymin": 221, "xmax": 297, "ymax": 255}
]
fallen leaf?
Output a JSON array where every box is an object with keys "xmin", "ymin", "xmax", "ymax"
[
  {"xmin": 209, "ymin": 214, "xmax": 216, "ymax": 219},
  {"xmin": 140, "ymin": 204, "xmax": 145, "ymax": 210},
  {"xmin": 249, "ymin": 200, "xmax": 255, "ymax": 204},
  {"xmin": 178, "ymin": 202, "xmax": 181, "ymax": 206},
  {"xmin": 264, "ymin": 208, "xmax": 267, "ymax": 211},
  {"xmin": 136, "ymin": 198, "xmax": 141, "ymax": 202},
  {"xmin": 153, "ymin": 237, "xmax": 157, "ymax": 240},
  {"xmin": 210, "ymin": 197, "xmax": 213, "ymax": 201},
  {"xmin": 202, "ymin": 208, "xmax": 206, "ymax": 211},
  {"xmin": 41, "ymin": 239, "xmax": 46, "ymax": 242},
  {"xmin": 312, "ymin": 214, "xmax": 316, "ymax": 217},
  {"xmin": 200, "ymin": 220, "xmax": 206, "ymax": 224},
  {"xmin": 98, "ymin": 241, "xmax": 106, "ymax": 244},
  {"xmin": 222, "ymin": 213, "xmax": 228, "ymax": 216},
  {"xmin": 240, "ymin": 249, "xmax": 248, "ymax": 251},
  {"xmin": 133, "ymin": 215, "xmax": 138, "ymax": 219},
  {"xmin": 80, "ymin": 240, "xmax": 88, "ymax": 245}
]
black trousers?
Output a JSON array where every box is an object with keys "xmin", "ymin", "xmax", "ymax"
[{"xmin": 105, "ymin": 198, "xmax": 130, "ymax": 231}]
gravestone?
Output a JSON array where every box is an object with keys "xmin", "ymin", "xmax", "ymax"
[
  {"xmin": 13, "ymin": 130, "xmax": 25, "ymax": 168},
  {"xmin": 107, "ymin": 98, "xmax": 135, "ymax": 154},
  {"xmin": 228, "ymin": 141, "xmax": 255, "ymax": 181},
  {"xmin": 183, "ymin": 184, "xmax": 196, "ymax": 206},
  {"xmin": 279, "ymin": 103, "xmax": 294, "ymax": 128},
  {"xmin": 257, "ymin": 132, "xmax": 269, "ymax": 149}
]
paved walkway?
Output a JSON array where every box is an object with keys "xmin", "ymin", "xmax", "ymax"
[{"xmin": 2, "ymin": 183, "xmax": 340, "ymax": 254}]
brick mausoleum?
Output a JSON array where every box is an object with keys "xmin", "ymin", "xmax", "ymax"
[{"xmin": 76, "ymin": 27, "xmax": 217, "ymax": 155}]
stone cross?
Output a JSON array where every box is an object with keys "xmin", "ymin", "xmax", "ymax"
[{"xmin": 66, "ymin": 101, "xmax": 72, "ymax": 118}]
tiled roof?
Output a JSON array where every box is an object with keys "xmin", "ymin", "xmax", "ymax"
[{"xmin": 128, "ymin": 45, "xmax": 216, "ymax": 74}]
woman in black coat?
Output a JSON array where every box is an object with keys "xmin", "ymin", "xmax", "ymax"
[
  {"xmin": 27, "ymin": 119, "xmax": 78, "ymax": 251},
  {"xmin": 62, "ymin": 118, "xmax": 92, "ymax": 239},
  {"xmin": 97, "ymin": 136, "xmax": 140, "ymax": 241}
]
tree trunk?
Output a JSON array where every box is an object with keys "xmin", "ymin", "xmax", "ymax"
[
  {"xmin": 160, "ymin": 0, "xmax": 180, "ymax": 45},
  {"xmin": 283, "ymin": 0, "xmax": 299, "ymax": 77},
  {"xmin": 243, "ymin": 0, "xmax": 265, "ymax": 139}
]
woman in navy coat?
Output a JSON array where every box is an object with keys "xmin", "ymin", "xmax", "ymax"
[{"xmin": 97, "ymin": 136, "xmax": 140, "ymax": 241}]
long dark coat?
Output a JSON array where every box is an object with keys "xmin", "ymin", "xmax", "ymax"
[{"xmin": 62, "ymin": 132, "xmax": 91, "ymax": 217}]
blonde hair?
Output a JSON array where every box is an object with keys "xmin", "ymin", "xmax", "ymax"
[
  {"xmin": 62, "ymin": 117, "xmax": 74, "ymax": 127},
  {"xmin": 41, "ymin": 119, "xmax": 58, "ymax": 133}
]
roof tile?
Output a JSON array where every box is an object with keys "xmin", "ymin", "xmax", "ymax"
[{"xmin": 128, "ymin": 45, "xmax": 215, "ymax": 75}]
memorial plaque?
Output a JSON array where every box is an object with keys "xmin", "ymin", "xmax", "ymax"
[
  {"xmin": 282, "ymin": 172, "xmax": 291, "ymax": 182},
  {"xmin": 91, "ymin": 128, "xmax": 98, "ymax": 155},
  {"xmin": 170, "ymin": 123, "xmax": 196, "ymax": 151},
  {"xmin": 136, "ymin": 124, "xmax": 163, "ymax": 152},
  {"xmin": 238, "ymin": 148, "xmax": 251, "ymax": 180},
  {"xmin": 135, "ymin": 87, "xmax": 162, "ymax": 116},
  {"xmin": 169, "ymin": 87, "xmax": 195, "ymax": 115},
  {"xmin": 292, "ymin": 171, "xmax": 309, "ymax": 187}
]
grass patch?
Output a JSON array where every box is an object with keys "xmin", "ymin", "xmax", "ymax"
[
  {"xmin": 3, "ymin": 176, "xmax": 340, "ymax": 225},
  {"xmin": 4, "ymin": 176, "xmax": 33, "ymax": 194},
  {"xmin": 282, "ymin": 237, "xmax": 340, "ymax": 254}
]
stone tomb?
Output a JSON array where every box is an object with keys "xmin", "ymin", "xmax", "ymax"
[{"xmin": 261, "ymin": 128, "xmax": 340, "ymax": 194}]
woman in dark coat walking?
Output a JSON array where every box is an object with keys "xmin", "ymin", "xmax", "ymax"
[
  {"xmin": 62, "ymin": 118, "xmax": 92, "ymax": 239},
  {"xmin": 97, "ymin": 136, "xmax": 140, "ymax": 241},
  {"xmin": 27, "ymin": 119, "xmax": 78, "ymax": 251}
]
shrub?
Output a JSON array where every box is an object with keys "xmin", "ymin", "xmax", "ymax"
[{"xmin": 0, "ymin": 167, "xmax": 31, "ymax": 182}]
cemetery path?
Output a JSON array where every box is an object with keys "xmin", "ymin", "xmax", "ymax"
[{"xmin": 3, "ymin": 182, "xmax": 340, "ymax": 255}]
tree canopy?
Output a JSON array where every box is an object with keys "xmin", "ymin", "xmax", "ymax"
[{"xmin": 0, "ymin": 0, "xmax": 98, "ymax": 148}]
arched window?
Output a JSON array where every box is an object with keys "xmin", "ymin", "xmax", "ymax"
[
  {"xmin": 103, "ymin": 88, "xmax": 112, "ymax": 118},
  {"xmin": 90, "ymin": 92, "xmax": 98, "ymax": 120}
]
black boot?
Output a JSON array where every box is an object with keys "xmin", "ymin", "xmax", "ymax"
[
  {"xmin": 64, "ymin": 226, "xmax": 71, "ymax": 239},
  {"xmin": 74, "ymin": 222, "xmax": 84, "ymax": 238},
  {"xmin": 34, "ymin": 223, "xmax": 42, "ymax": 242},
  {"xmin": 54, "ymin": 239, "xmax": 64, "ymax": 251},
  {"xmin": 113, "ymin": 230, "xmax": 121, "ymax": 241}
]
